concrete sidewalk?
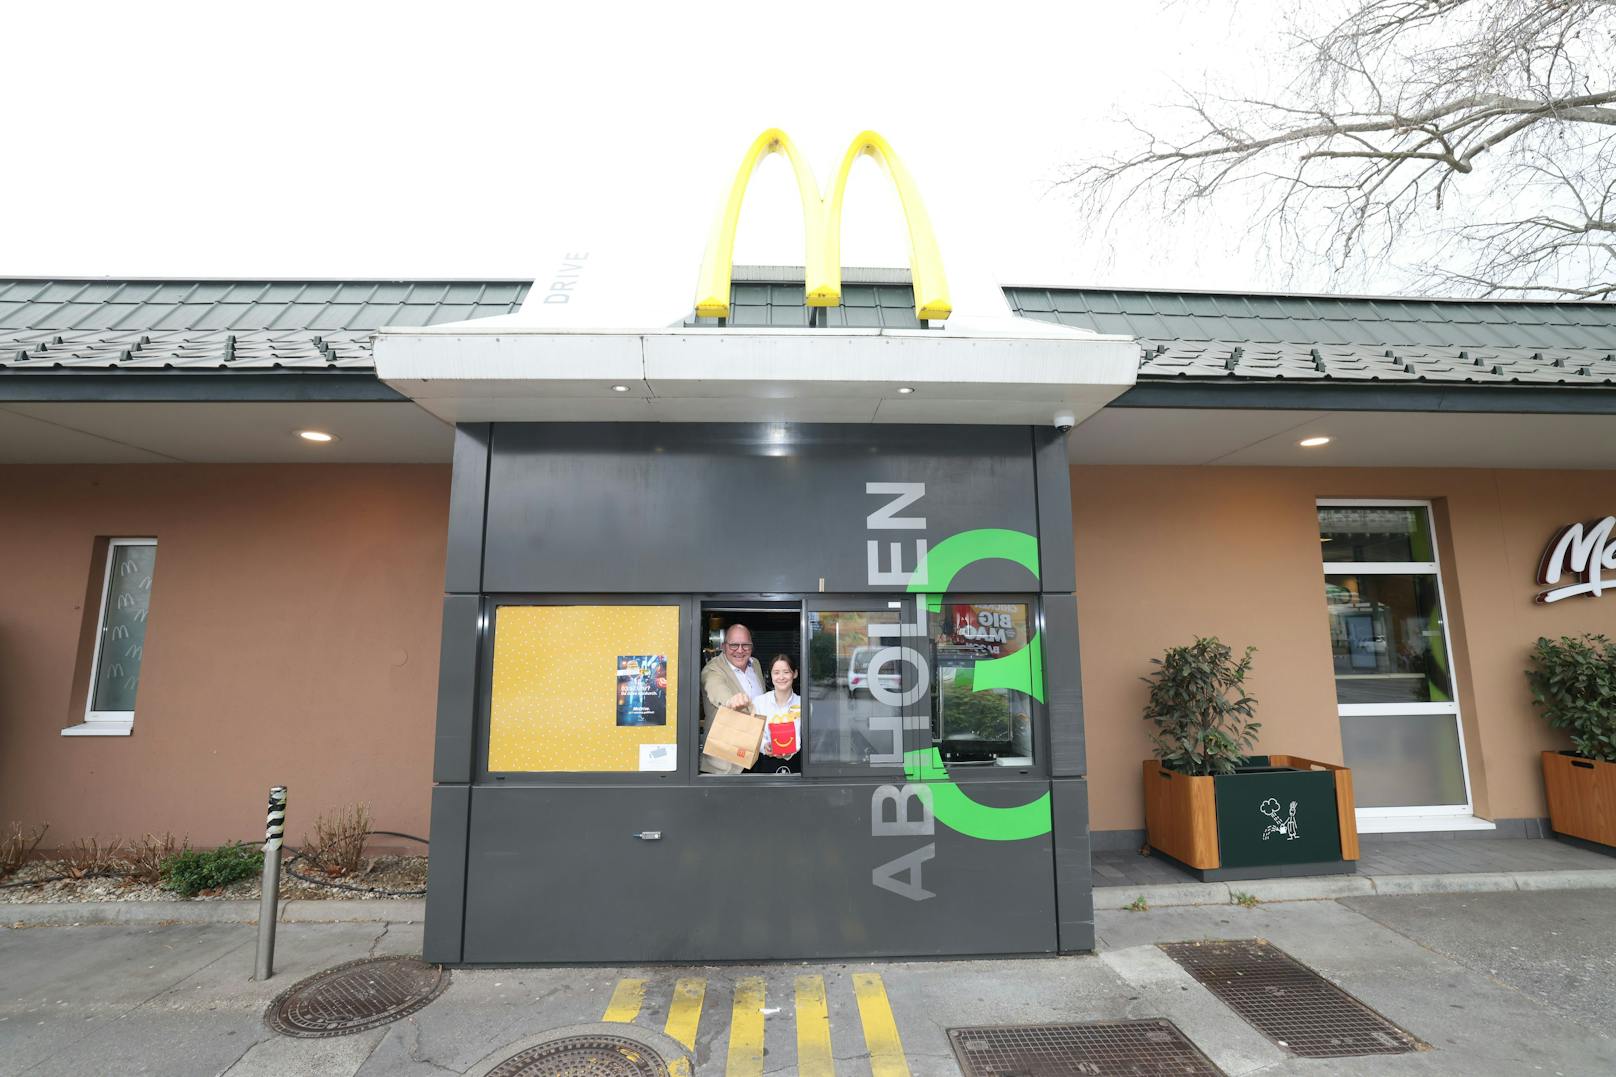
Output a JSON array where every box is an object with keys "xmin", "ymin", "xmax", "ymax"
[
  {"xmin": 1093, "ymin": 860, "xmax": 1616, "ymax": 910},
  {"xmin": 3, "ymin": 887, "xmax": 1613, "ymax": 1076},
  {"xmin": 1092, "ymin": 832, "xmax": 1616, "ymax": 906}
]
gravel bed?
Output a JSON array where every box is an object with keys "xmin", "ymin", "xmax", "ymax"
[{"xmin": 0, "ymin": 855, "xmax": 427, "ymax": 903}]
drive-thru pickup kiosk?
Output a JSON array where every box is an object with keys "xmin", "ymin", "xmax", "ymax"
[{"xmin": 376, "ymin": 130, "xmax": 1138, "ymax": 963}]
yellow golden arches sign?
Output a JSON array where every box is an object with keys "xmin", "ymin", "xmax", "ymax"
[{"xmin": 694, "ymin": 129, "xmax": 952, "ymax": 323}]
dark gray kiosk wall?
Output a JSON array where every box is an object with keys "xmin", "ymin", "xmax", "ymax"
[
  {"xmin": 481, "ymin": 424, "xmax": 1040, "ymax": 594},
  {"xmin": 427, "ymin": 422, "xmax": 1092, "ymax": 963},
  {"xmin": 424, "ymin": 424, "xmax": 490, "ymax": 965},
  {"xmin": 462, "ymin": 783, "xmax": 1056, "ymax": 963},
  {"xmin": 1034, "ymin": 428, "xmax": 1094, "ymax": 953}
]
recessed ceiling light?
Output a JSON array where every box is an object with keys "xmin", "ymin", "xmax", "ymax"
[
  {"xmin": 611, "ymin": 384, "xmax": 631, "ymax": 393},
  {"xmin": 896, "ymin": 386, "xmax": 916, "ymax": 394},
  {"xmin": 1299, "ymin": 436, "xmax": 1331, "ymax": 447},
  {"xmin": 297, "ymin": 430, "xmax": 336, "ymax": 443}
]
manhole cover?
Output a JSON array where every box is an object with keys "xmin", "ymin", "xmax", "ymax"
[
  {"xmin": 484, "ymin": 1035, "xmax": 668, "ymax": 1077},
  {"xmin": 949, "ymin": 1020, "xmax": 1223, "ymax": 1076},
  {"xmin": 265, "ymin": 955, "xmax": 449, "ymax": 1038},
  {"xmin": 1160, "ymin": 939, "xmax": 1420, "ymax": 1058}
]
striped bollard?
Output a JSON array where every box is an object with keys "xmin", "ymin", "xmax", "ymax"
[{"xmin": 254, "ymin": 786, "xmax": 286, "ymax": 981}]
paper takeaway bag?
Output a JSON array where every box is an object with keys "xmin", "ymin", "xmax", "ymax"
[{"xmin": 702, "ymin": 705, "xmax": 765, "ymax": 770}]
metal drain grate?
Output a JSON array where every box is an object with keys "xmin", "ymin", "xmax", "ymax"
[
  {"xmin": 1160, "ymin": 939, "xmax": 1419, "ymax": 1058},
  {"xmin": 484, "ymin": 1035, "xmax": 668, "ymax": 1076},
  {"xmin": 265, "ymin": 955, "xmax": 448, "ymax": 1038},
  {"xmin": 948, "ymin": 1020, "xmax": 1223, "ymax": 1076}
]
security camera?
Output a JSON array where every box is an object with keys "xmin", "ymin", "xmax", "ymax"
[{"xmin": 1053, "ymin": 411, "xmax": 1075, "ymax": 433}]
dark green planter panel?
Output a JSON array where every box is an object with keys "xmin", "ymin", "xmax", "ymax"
[{"xmin": 1212, "ymin": 764, "xmax": 1341, "ymax": 870}]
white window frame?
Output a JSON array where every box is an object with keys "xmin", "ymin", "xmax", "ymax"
[
  {"xmin": 62, "ymin": 537, "xmax": 156, "ymax": 737},
  {"xmin": 1317, "ymin": 499, "xmax": 1481, "ymax": 828}
]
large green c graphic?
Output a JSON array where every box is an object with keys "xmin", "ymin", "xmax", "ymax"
[{"xmin": 902, "ymin": 528, "xmax": 1053, "ymax": 841}]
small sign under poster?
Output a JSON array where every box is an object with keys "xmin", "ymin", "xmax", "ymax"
[
  {"xmin": 616, "ymin": 654, "xmax": 668, "ymax": 726},
  {"xmin": 639, "ymin": 743, "xmax": 676, "ymax": 771}
]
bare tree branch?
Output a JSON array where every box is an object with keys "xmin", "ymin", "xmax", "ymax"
[{"xmin": 1064, "ymin": 0, "xmax": 1616, "ymax": 300}]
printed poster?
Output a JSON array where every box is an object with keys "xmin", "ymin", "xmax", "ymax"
[{"xmin": 616, "ymin": 654, "xmax": 668, "ymax": 726}]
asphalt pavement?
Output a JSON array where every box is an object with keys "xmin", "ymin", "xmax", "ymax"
[
  {"xmin": 2, "ymin": 889, "xmax": 1612, "ymax": 1076},
  {"xmin": 1339, "ymin": 888, "xmax": 1616, "ymax": 1038}
]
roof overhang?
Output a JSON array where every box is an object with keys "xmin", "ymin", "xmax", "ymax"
[
  {"xmin": 1070, "ymin": 404, "xmax": 1616, "ymax": 469},
  {"xmin": 373, "ymin": 324, "xmax": 1140, "ymax": 425},
  {"xmin": 1114, "ymin": 379, "xmax": 1616, "ymax": 415}
]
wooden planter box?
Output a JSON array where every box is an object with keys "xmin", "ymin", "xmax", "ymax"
[
  {"xmin": 1143, "ymin": 754, "xmax": 1360, "ymax": 882},
  {"xmin": 1542, "ymin": 750, "xmax": 1616, "ymax": 853}
]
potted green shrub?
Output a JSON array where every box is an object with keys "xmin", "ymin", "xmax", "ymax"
[
  {"xmin": 1527, "ymin": 635, "xmax": 1616, "ymax": 853},
  {"xmin": 1141, "ymin": 637, "xmax": 1359, "ymax": 880}
]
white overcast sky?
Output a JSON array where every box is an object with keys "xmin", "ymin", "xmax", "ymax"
[{"xmin": 8, "ymin": 0, "xmax": 1327, "ymax": 293}]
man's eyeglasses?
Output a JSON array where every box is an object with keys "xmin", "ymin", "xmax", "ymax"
[{"xmin": 725, "ymin": 642, "xmax": 753, "ymax": 649}]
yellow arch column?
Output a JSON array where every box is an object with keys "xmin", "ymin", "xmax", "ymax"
[
  {"xmin": 820, "ymin": 130, "xmax": 952, "ymax": 322},
  {"xmin": 693, "ymin": 128, "xmax": 828, "ymax": 319}
]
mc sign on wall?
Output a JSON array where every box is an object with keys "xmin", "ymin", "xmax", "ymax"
[{"xmin": 1537, "ymin": 516, "xmax": 1616, "ymax": 604}]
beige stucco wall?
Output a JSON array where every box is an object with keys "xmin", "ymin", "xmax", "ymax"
[
  {"xmin": 0, "ymin": 465, "xmax": 449, "ymax": 848},
  {"xmin": 7, "ymin": 458, "xmax": 1611, "ymax": 847},
  {"xmin": 1072, "ymin": 465, "xmax": 1616, "ymax": 834}
]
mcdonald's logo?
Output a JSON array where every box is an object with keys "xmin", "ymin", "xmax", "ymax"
[{"xmin": 695, "ymin": 129, "xmax": 952, "ymax": 323}]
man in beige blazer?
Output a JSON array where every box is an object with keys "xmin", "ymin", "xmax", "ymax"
[{"xmin": 699, "ymin": 623, "xmax": 765, "ymax": 774}]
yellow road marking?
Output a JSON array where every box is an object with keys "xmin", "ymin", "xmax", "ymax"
[
  {"xmin": 665, "ymin": 977, "xmax": 706, "ymax": 1051},
  {"xmin": 667, "ymin": 1061, "xmax": 692, "ymax": 1077},
  {"xmin": 726, "ymin": 976, "xmax": 767, "ymax": 1076},
  {"xmin": 852, "ymin": 973, "xmax": 910, "ymax": 1077},
  {"xmin": 601, "ymin": 978, "xmax": 646, "ymax": 1023},
  {"xmin": 794, "ymin": 975, "xmax": 835, "ymax": 1076}
]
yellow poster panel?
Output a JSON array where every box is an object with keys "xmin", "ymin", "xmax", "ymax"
[{"xmin": 488, "ymin": 605, "xmax": 679, "ymax": 773}]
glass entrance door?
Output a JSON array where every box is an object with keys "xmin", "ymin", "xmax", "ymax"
[{"xmin": 1317, "ymin": 502, "xmax": 1474, "ymax": 826}]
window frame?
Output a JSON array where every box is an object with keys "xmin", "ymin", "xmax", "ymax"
[
  {"xmin": 1317, "ymin": 499, "xmax": 1474, "ymax": 820},
  {"xmin": 696, "ymin": 596, "xmax": 808, "ymax": 782},
  {"xmin": 799, "ymin": 594, "xmax": 917, "ymax": 780},
  {"xmin": 474, "ymin": 591, "xmax": 1050, "ymax": 785},
  {"xmin": 64, "ymin": 537, "xmax": 157, "ymax": 737},
  {"xmin": 476, "ymin": 594, "xmax": 695, "ymax": 783},
  {"xmin": 924, "ymin": 593, "xmax": 1045, "ymax": 778}
]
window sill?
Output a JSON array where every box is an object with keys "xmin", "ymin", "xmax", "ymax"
[{"xmin": 61, "ymin": 722, "xmax": 132, "ymax": 737}]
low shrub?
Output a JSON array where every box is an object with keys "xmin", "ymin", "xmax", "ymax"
[
  {"xmin": 64, "ymin": 836, "xmax": 126, "ymax": 880},
  {"xmin": 303, "ymin": 803, "xmax": 371, "ymax": 877},
  {"xmin": 126, "ymin": 832, "xmax": 181, "ymax": 884},
  {"xmin": 1526, "ymin": 634, "xmax": 1616, "ymax": 763},
  {"xmin": 2, "ymin": 823, "xmax": 48, "ymax": 878},
  {"xmin": 159, "ymin": 842, "xmax": 263, "ymax": 897}
]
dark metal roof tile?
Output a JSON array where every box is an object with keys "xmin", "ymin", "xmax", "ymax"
[
  {"xmin": 367, "ymin": 283, "xmax": 413, "ymax": 303},
  {"xmin": 841, "ymin": 306, "xmax": 884, "ymax": 327},
  {"xmin": 308, "ymin": 304, "xmax": 365, "ymax": 330},
  {"xmin": 480, "ymin": 282, "xmax": 527, "ymax": 305},
  {"xmin": 219, "ymin": 282, "xmax": 270, "ymax": 304},
  {"xmin": 1014, "ymin": 289, "xmax": 1056, "ymax": 313},
  {"xmin": 331, "ymin": 283, "xmax": 380, "ymax": 303},
  {"xmin": 443, "ymin": 282, "xmax": 487, "ymax": 303},
  {"xmin": 1049, "ymin": 291, "xmax": 1090, "ymax": 314},
  {"xmin": 376, "ymin": 305, "xmax": 435, "ymax": 327},
  {"xmin": 405, "ymin": 283, "xmax": 450, "ymax": 305}
]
